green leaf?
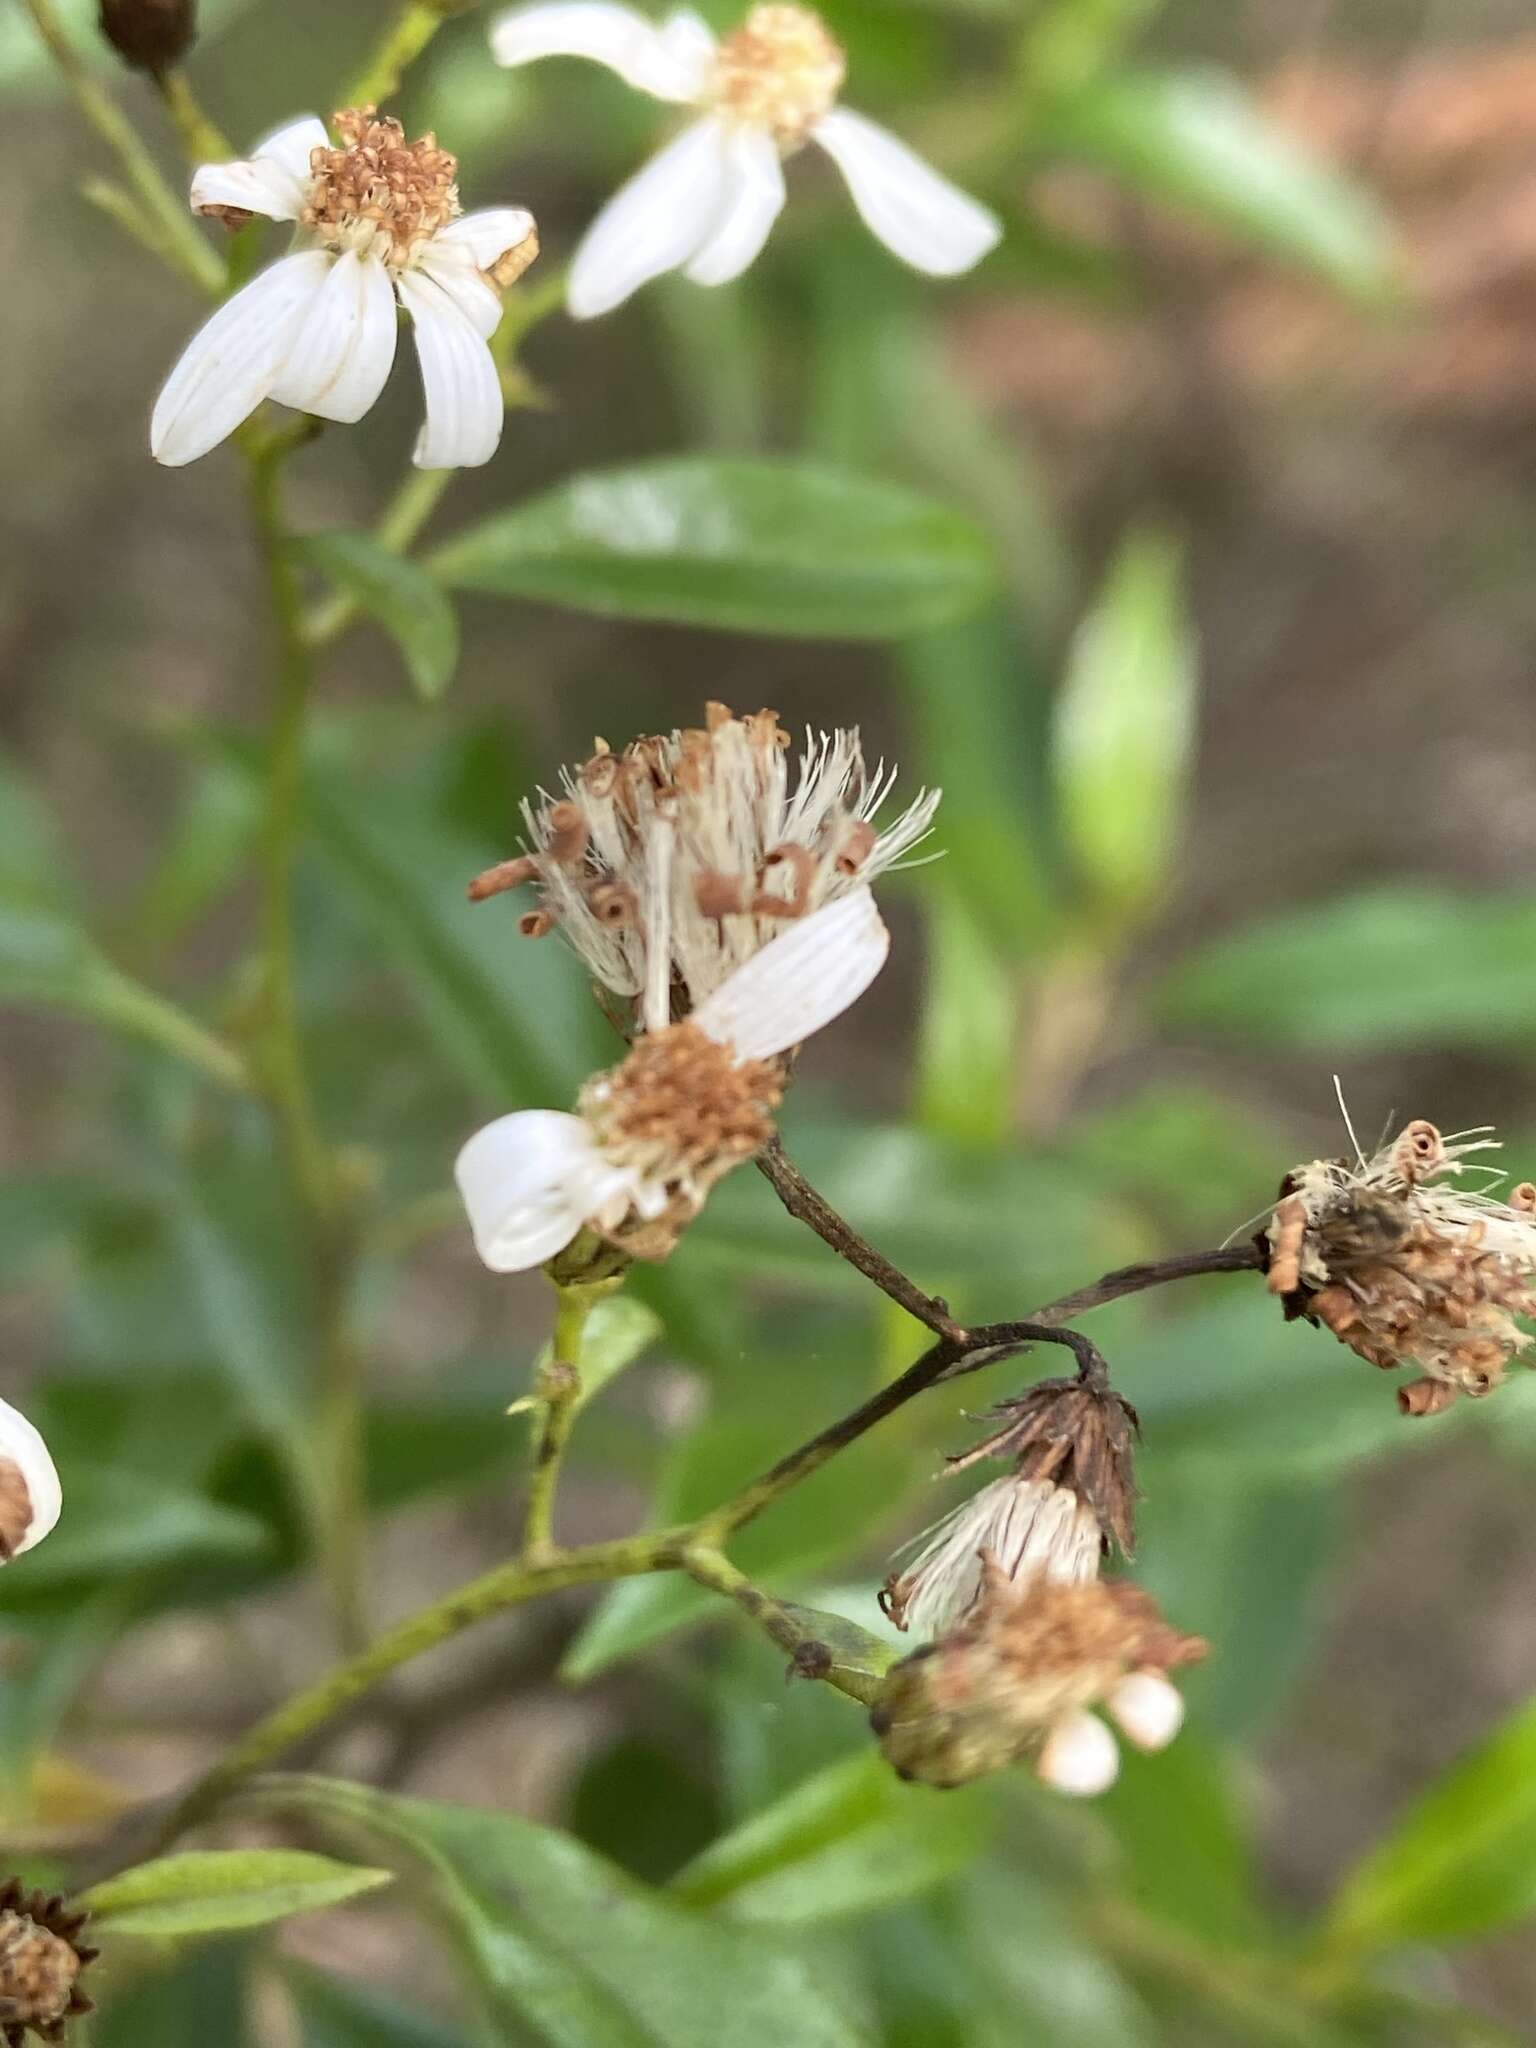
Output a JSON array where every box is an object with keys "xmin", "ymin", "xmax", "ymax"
[
  {"xmin": 565, "ymin": 1296, "xmax": 662, "ymax": 1419},
  {"xmin": 1099, "ymin": 1734, "xmax": 1266, "ymax": 1950},
  {"xmin": 1156, "ymin": 889, "xmax": 1536, "ymax": 1052},
  {"xmin": 291, "ymin": 532, "xmax": 460, "ymax": 701},
  {"xmin": 671, "ymin": 1752, "xmax": 989, "ymax": 1923},
  {"xmin": 1326, "ymin": 1693, "xmax": 1536, "ymax": 1950},
  {"xmin": 1043, "ymin": 68, "xmax": 1396, "ymax": 299},
  {"xmin": 283, "ymin": 1962, "xmax": 463, "ymax": 2048},
  {"xmin": 256, "ymin": 1775, "xmax": 875, "ymax": 2047},
  {"xmin": 0, "ymin": 1462, "xmax": 271, "ymax": 1601},
  {"xmin": 432, "ymin": 458, "xmax": 996, "ymax": 639},
  {"xmin": 1053, "ymin": 525, "xmax": 1196, "ymax": 923},
  {"xmin": 80, "ymin": 1850, "xmax": 392, "ymax": 1938}
]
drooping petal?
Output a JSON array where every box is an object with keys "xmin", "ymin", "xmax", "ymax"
[
  {"xmin": 1105, "ymin": 1670, "xmax": 1185, "ymax": 1752},
  {"xmin": 1036, "ymin": 1710, "xmax": 1119, "ymax": 1797},
  {"xmin": 415, "ymin": 237, "xmax": 507, "ymax": 342},
  {"xmin": 397, "ymin": 267, "xmax": 506, "ymax": 469},
  {"xmin": 268, "ymin": 249, "xmax": 399, "ymax": 422},
  {"xmin": 812, "ymin": 107, "xmax": 1001, "ymax": 276},
  {"xmin": 150, "ymin": 249, "xmax": 332, "ymax": 467},
  {"xmin": 692, "ymin": 885, "xmax": 889, "ymax": 1063},
  {"xmin": 0, "ymin": 1398, "xmax": 62, "ymax": 1562},
  {"xmin": 685, "ymin": 124, "xmax": 786, "ymax": 286},
  {"xmin": 457, "ymin": 1110, "xmax": 629, "ymax": 1271},
  {"xmin": 189, "ymin": 114, "xmax": 328, "ymax": 222},
  {"xmin": 434, "ymin": 207, "xmax": 540, "ymax": 272},
  {"xmin": 489, "ymin": 2, "xmax": 716, "ymax": 101},
  {"xmin": 567, "ymin": 116, "xmax": 735, "ymax": 319}
]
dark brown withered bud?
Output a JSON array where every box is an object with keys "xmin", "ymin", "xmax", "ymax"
[
  {"xmin": 98, "ymin": 0, "xmax": 196, "ymax": 70},
  {"xmin": 947, "ymin": 1373, "xmax": 1140, "ymax": 1556},
  {"xmin": 0, "ymin": 1881, "xmax": 97, "ymax": 2047}
]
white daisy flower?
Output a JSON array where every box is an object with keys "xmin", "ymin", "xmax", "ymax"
[
  {"xmin": 457, "ymin": 883, "xmax": 889, "ymax": 1268},
  {"xmin": 0, "ymin": 1398, "xmax": 62, "ymax": 1564},
  {"xmin": 151, "ymin": 108, "xmax": 540, "ymax": 469},
  {"xmin": 488, "ymin": 1, "xmax": 1001, "ymax": 317}
]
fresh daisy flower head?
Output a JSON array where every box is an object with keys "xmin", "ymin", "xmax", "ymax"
[
  {"xmin": 466, "ymin": 700, "xmax": 939, "ymax": 1025},
  {"xmin": 871, "ymin": 1570, "xmax": 1206, "ymax": 1796},
  {"xmin": 0, "ymin": 1398, "xmax": 62, "ymax": 1565},
  {"xmin": 1266, "ymin": 1115, "xmax": 1536, "ymax": 1414},
  {"xmin": 151, "ymin": 107, "xmax": 540, "ymax": 469},
  {"xmin": 489, "ymin": 1, "xmax": 1002, "ymax": 317}
]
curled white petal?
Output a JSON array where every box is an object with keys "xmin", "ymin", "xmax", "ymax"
[
  {"xmin": 894, "ymin": 1477, "xmax": 1100, "ymax": 1641},
  {"xmin": 190, "ymin": 113, "xmax": 328, "ymax": 221},
  {"xmin": 268, "ymin": 249, "xmax": 399, "ymax": 421},
  {"xmin": 567, "ymin": 116, "xmax": 733, "ymax": 320},
  {"xmin": 457, "ymin": 1109, "xmax": 631, "ymax": 1271},
  {"xmin": 415, "ymin": 238, "xmax": 507, "ymax": 342},
  {"xmin": 812, "ymin": 107, "xmax": 1001, "ymax": 276},
  {"xmin": 692, "ymin": 885, "xmax": 889, "ymax": 1063},
  {"xmin": 398, "ymin": 268, "xmax": 506, "ymax": 469},
  {"xmin": 150, "ymin": 249, "xmax": 332, "ymax": 467},
  {"xmin": 1106, "ymin": 1670, "xmax": 1185, "ymax": 1752},
  {"xmin": 434, "ymin": 207, "xmax": 539, "ymax": 273},
  {"xmin": 0, "ymin": 1398, "xmax": 61, "ymax": 1561},
  {"xmin": 1036, "ymin": 1710, "xmax": 1119, "ymax": 1797},
  {"xmin": 489, "ymin": 2, "xmax": 716, "ymax": 100},
  {"xmin": 685, "ymin": 125, "xmax": 786, "ymax": 286}
]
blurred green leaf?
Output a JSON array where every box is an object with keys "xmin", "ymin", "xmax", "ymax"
[
  {"xmin": 259, "ymin": 1775, "xmax": 876, "ymax": 2046},
  {"xmin": 291, "ymin": 532, "xmax": 460, "ymax": 702},
  {"xmin": 0, "ymin": 0, "xmax": 252, "ymax": 91},
  {"xmin": 1156, "ymin": 889, "xmax": 1536, "ymax": 1053},
  {"xmin": 1053, "ymin": 526, "xmax": 1196, "ymax": 923},
  {"xmin": 671, "ymin": 1751, "xmax": 989, "ymax": 1924},
  {"xmin": 0, "ymin": 1595, "xmax": 119, "ymax": 1809},
  {"xmin": 1100, "ymin": 1735, "xmax": 1266, "ymax": 1950},
  {"xmin": 915, "ymin": 886, "xmax": 1018, "ymax": 1146},
  {"xmin": 432, "ymin": 459, "xmax": 996, "ymax": 639},
  {"xmin": 283, "ymin": 1962, "xmax": 464, "ymax": 2048},
  {"xmin": 1042, "ymin": 68, "xmax": 1396, "ymax": 299},
  {"xmin": 89, "ymin": 1941, "xmax": 255, "ymax": 2047},
  {"xmin": 0, "ymin": 1462, "xmax": 271, "ymax": 1600},
  {"xmin": 81, "ymin": 1850, "xmax": 391, "ymax": 1938},
  {"xmin": 1327, "ymin": 1693, "xmax": 1536, "ymax": 1950}
]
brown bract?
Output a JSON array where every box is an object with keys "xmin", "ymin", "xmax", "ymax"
[
  {"xmin": 303, "ymin": 108, "xmax": 460, "ymax": 267},
  {"xmin": 711, "ymin": 5, "xmax": 845, "ymax": 147},
  {"xmin": 0, "ymin": 1883, "xmax": 97, "ymax": 2047},
  {"xmin": 947, "ymin": 1374, "xmax": 1140, "ymax": 1555}
]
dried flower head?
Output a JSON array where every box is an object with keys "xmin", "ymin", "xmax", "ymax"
[
  {"xmin": 1265, "ymin": 1117, "xmax": 1536, "ymax": 1412},
  {"xmin": 0, "ymin": 1402, "xmax": 61, "ymax": 1567},
  {"xmin": 0, "ymin": 1882, "xmax": 97, "ymax": 2046},
  {"xmin": 880, "ymin": 1375, "xmax": 1137, "ymax": 1640},
  {"xmin": 871, "ymin": 1572, "xmax": 1206, "ymax": 1794},
  {"xmin": 98, "ymin": 0, "xmax": 195, "ymax": 70}
]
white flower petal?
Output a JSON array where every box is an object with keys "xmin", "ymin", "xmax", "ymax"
[
  {"xmin": 398, "ymin": 268, "xmax": 506, "ymax": 469},
  {"xmin": 685, "ymin": 125, "xmax": 785, "ymax": 285},
  {"xmin": 434, "ymin": 206, "xmax": 539, "ymax": 272},
  {"xmin": 415, "ymin": 238, "xmax": 506, "ymax": 341},
  {"xmin": 457, "ymin": 1109, "xmax": 628, "ymax": 1271},
  {"xmin": 812, "ymin": 107, "xmax": 1001, "ymax": 276},
  {"xmin": 489, "ymin": 2, "xmax": 715, "ymax": 100},
  {"xmin": 1036, "ymin": 1710, "xmax": 1120, "ymax": 1797},
  {"xmin": 150, "ymin": 249, "xmax": 333, "ymax": 467},
  {"xmin": 567, "ymin": 116, "xmax": 734, "ymax": 319},
  {"xmin": 268, "ymin": 249, "xmax": 399, "ymax": 422},
  {"xmin": 1105, "ymin": 1670, "xmax": 1185, "ymax": 1752},
  {"xmin": 692, "ymin": 885, "xmax": 889, "ymax": 1063},
  {"xmin": 189, "ymin": 114, "xmax": 327, "ymax": 222},
  {"xmin": 251, "ymin": 114, "xmax": 331, "ymax": 185},
  {"xmin": 0, "ymin": 1397, "xmax": 61, "ymax": 1561}
]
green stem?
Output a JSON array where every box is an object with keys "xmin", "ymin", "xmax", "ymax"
[
  {"xmin": 342, "ymin": 0, "xmax": 451, "ymax": 108},
  {"xmin": 522, "ymin": 1284, "xmax": 598, "ymax": 1561},
  {"xmin": 92, "ymin": 963, "xmax": 252, "ymax": 1093},
  {"xmin": 153, "ymin": 66, "xmax": 232, "ymax": 164},
  {"xmin": 15, "ymin": 0, "xmax": 224, "ymax": 294},
  {"xmin": 681, "ymin": 1547, "xmax": 883, "ymax": 1706}
]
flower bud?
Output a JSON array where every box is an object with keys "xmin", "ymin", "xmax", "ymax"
[
  {"xmin": 0, "ymin": 1879, "xmax": 97, "ymax": 2044},
  {"xmin": 98, "ymin": 0, "xmax": 196, "ymax": 70}
]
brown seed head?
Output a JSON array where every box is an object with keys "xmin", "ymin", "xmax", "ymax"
[
  {"xmin": 98, "ymin": 0, "xmax": 195, "ymax": 70},
  {"xmin": 0, "ymin": 1882, "xmax": 97, "ymax": 2046},
  {"xmin": 946, "ymin": 1374, "xmax": 1140, "ymax": 1556},
  {"xmin": 302, "ymin": 109, "xmax": 460, "ymax": 267},
  {"xmin": 712, "ymin": 5, "xmax": 846, "ymax": 145}
]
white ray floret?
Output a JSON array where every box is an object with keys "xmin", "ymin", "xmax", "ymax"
[
  {"xmin": 489, "ymin": 1, "xmax": 1001, "ymax": 316},
  {"xmin": 0, "ymin": 1397, "xmax": 62, "ymax": 1563}
]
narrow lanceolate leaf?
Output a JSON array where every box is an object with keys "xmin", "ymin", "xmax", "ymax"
[
  {"xmin": 78, "ymin": 1850, "xmax": 392, "ymax": 1938},
  {"xmin": 290, "ymin": 531, "xmax": 460, "ymax": 701},
  {"xmin": 1053, "ymin": 526, "xmax": 1196, "ymax": 923},
  {"xmin": 431, "ymin": 458, "xmax": 997, "ymax": 640},
  {"xmin": 1326, "ymin": 1695, "xmax": 1536, "ymax": 1950},
  {"xmin": 252, "ymin": 1776, "xmax": 875, "ymax": 2048}
]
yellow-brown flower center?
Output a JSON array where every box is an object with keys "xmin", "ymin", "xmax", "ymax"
[
  {"xmin": 581, "ymin": 1023, "xmax": 782, "ymax": 1185},
  {"xmin": 0, "ymin": 1912, "xmax": 80, "ymax": 2035},
  {"xmin": 711, "ymin": 5, "xmax": 845, "ymax": 146},
  {"xmin": 0, "ymin": 1462, "xmax": 30, "ymax": 1563},
  {"xmin": 302, "ymin": 107, "xmax": 460, "ymax": 267}
]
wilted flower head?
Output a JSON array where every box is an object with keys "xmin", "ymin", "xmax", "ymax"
[
  {"xmin": 152, "ymin": 109, "xmax": 539, "ymax": 468},
  {"xmin": 457, "ymin": 708, "xmax": 930, "ymax": 1271},
  {"xmin": 1266, "ymin": 1117, "xmax": 1536, "ymax": 1413},
  {"xmin": 881, "ymin": 1373, "xmax": 1137, "ymax": 1641},
  {"xmin": 872, "ymin": 1572, "xmax": 1206, "ymax": 1795},
  {"xmin": 489, "ymin": 2, "xmax": 1001, "ymax": 317},
  {"xmin": 0, "ymin": 1879, "xmax": 97, "ymax": 2046},
  {"xmin": 0, "ymin": 1402, "xmax": 61, "ymax": 1567}
]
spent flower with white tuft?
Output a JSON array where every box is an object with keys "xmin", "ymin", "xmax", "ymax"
[
  {"xmin": 0, "ymin": 1400, "xmax": 61, "ymax": 1567},
  {"xmin": 488, "ymin": 1, "xmax": 1001, "ymax": 317},
  {"xmin": 880, "ymin": 1373, "xmax": 1137, "ymax": 1641},
  {"xmin": 151, "ymin": 108, "xmax": 539, "ymax": 468},
  {"xmin": 1265, "ymin": 1116, "xmax": 1536, "ymax": 1414},
  {"xmin": 871, "ymin": 1570, "xmax": 1206, "ymax": 1795},
  {"xmin": 0, "ymin": 1880, "xmax": 97, "ymax": 2047}
]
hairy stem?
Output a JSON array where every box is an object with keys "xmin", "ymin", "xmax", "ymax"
[{"xmin": 522, "ymin": 1283, "xmax": 603, "ymax": 1560}]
